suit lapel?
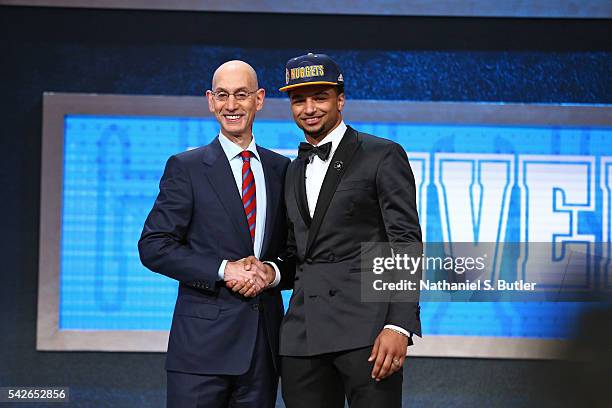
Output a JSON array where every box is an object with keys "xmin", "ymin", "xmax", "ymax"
[
  {"xmin": 306, "ymin": 126, "xmax": 361, "ymax": 255},
  {"xmin": 293, "ymin": 157, "xmax": 312, "ymax": 227},
  {"xmin": 202, "ymin": 137, "xmax": 253, "ymax": 255},
  {"xmin": 258, "ymin": 146, "xmax": 279, "ymax": 257}
]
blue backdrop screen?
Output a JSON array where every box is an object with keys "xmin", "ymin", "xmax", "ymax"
[{"xmin": 60, "ymin": 112, "xmax": 611, "ymax": 338}]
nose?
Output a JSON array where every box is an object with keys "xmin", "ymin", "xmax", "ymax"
[
  {"xmin": 225, "ymin": 95, "xmax": 238, "ymax": 110},
  {"xmin": 304, "ymin": 98, "xmax": 316, "ymax": 115}
]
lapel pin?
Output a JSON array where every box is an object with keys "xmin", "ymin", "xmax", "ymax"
[{"xmin": 333, "ymin": 161, "xmax": 343, "ymax": 171}]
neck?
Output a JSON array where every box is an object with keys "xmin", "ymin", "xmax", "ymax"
[{"xmin": 223, "ymin": 132, "xmax": 252, "ymax": 149}]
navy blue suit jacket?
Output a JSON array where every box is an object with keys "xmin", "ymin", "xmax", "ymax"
[{"xmin": 138, "ymin": 137, "xmax": 290, "ymax": 375}]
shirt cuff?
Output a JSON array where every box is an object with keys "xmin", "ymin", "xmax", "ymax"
[
  {"xmin": 384, "ymin": 324, "xmax": 410, "ymax": 337},
  {"xmin": 218, "ymin": 260, "xmax": 228, "ymax": 281},
  {"xmin": 263, "ymin": 261, "xmax": 281, "ymax": 288}
]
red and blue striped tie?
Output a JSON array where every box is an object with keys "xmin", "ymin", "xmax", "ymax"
[{"xmin": 240, "ymin": 151, "xmax": 256, "ymax": 241}]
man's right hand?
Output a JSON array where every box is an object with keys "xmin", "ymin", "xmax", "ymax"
[{"xmin": 224, "ymin": 257, "xmax": 270, "ymax": 297}]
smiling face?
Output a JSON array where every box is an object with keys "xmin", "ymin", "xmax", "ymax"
[
  {"xmin": 206, "ymin": 61, "xmax": 265, "ymax": 143},
  {"xmin": 288, "ymin": 85, "xmax": 345, "ymax": 143}
]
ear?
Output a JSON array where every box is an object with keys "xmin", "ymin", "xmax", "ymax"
[
  {"xmin": 205, "ymin": 90, "xmax": 215, "ymax": 113},
  {"xmin": 337, "ymin": 91, "xmax": 345, "ymax": 112},
  {"xmin": 255, "ymin": 88, "xmax": 266, "ymax": 112}
]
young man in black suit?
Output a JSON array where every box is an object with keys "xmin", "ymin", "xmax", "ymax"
[{"xmin": 276, "ymin": 53, "xmax": 422, "ymax": 408}]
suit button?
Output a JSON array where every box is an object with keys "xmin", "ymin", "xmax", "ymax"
[
  {"xmin": 306, "ymin": 258, "xmax": 313, "ymax": 264},
  {"xmin": 252, "ymin": 303, "xmax": 260, "ymax": 311},
  {"xmin": 329, "ymin": 289, "xmax": 337, "ymax": 296},
  {"xmin": 328, "ymin": 254, "xmax": 335, "ymax": 261}
]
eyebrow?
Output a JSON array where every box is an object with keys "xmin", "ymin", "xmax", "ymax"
[
  {"xmin": 291, "ymin": 91, "xmax": 330, "ymax": 99},
  {"xmin": 214, "ymin": 87, "xmax": 250, "ymax": 92}
]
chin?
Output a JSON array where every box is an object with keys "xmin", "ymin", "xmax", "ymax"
[
  {"xmin": 223, "ymin": 124, "xmax": 246, "ymax": 134},
  {"xmin": 305, "ymin": 126, "xmax": 326, "ymax": 137}
]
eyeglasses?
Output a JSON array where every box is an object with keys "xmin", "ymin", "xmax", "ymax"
[{"xmin": 210, "ymin": 89, "xmax": 258, "ymax": 102}]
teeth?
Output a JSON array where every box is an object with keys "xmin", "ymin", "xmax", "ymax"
[{"xmin": 226, "ymin": 115, "xmax": 240, "ymax": 120}]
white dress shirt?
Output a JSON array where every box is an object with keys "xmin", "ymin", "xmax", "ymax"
[
  {"xmin": 305, "ymin": 122, "xmax": 347, "ymax": 217},
  {"xmin": 216, "ymin": 132, "xmax": 280, "ymax": 287},
  {"xmin": 303, "ymin": 121, "xmax": 410, "ymax": 338}
]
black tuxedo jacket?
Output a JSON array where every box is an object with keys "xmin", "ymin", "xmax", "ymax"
[
  {"xmin": 279, "ymin": 126, "xmax": 422, "ymax": 356},
  {"xmin": 138, "ymin": 137, "xmax": 290, "ymax": 375}
]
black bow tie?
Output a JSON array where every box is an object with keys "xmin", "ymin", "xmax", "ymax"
[{"xmin": 297, "ymin": 142, "xmax": 332, "ymax": 161}]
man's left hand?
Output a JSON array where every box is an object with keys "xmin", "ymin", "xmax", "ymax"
[{"xmin": 368, "ymin": 328, "xmax": 409, "ymax": 381}]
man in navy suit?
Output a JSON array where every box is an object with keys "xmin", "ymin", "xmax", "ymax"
[{"xmin": 139, "ymin": 60, "xmax": 290, "ymax": 408}]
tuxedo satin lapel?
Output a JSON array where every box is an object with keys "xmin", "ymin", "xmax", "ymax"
[
  {"xmin": 306, "ymin": 127, "xmax": 361, "ymax": 255},
  {"xmin": 202, "ymin": 137, "xmax": 253, "ymax": 255},
  {"xmin": 293, "ymin": 158, "xmax": 312, "ymax": 227},
  {"xmin": 258, "ymin": 147, "xmax": 279, "ymax": 257}
]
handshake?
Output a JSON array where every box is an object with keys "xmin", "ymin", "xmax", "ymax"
[{"xmin": 224, "ymin": 256, "xmax": 275, "ymax": 297}]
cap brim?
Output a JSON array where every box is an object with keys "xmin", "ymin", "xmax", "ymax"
[{"xmin": 278, "ymin": 81, "xmax": 338, "ymax": 92}]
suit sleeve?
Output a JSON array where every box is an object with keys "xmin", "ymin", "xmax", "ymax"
[
  {"xmin": 138, "ymin": 155, "xmax": 222, "ymax": 291},
  {"xmin": 262, "ymin": 156, "xmax": 294, "ymax": 290},
  {"xmin": 375, "ymin": 143, "xmax": 422, "ymax": 337},
  {"xmin": 276, "ymin": 161, "xmax": 298, "ymax": 291},
  {"xmin": 277, "ymin": 216, "xmax": 297, "ymax": 290}
]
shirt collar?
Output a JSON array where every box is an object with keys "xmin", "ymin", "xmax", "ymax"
[
  {"xmin": 218, "ymin": 131, "xmax": 260, "ymax": 162},
  {"xmin": 308, "ymin": 120, "xmax": 347, "ymax": 162}
]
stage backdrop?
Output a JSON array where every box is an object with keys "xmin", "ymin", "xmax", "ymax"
[{"xmin": 37, "ymin": 93, "xmax": 612, "ymax": 358}]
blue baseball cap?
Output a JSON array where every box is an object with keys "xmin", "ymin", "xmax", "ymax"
[{"xmin": 279, "ymin": 52, "xmax": 344, "ymax": 92}]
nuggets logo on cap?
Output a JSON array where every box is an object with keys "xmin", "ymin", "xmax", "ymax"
[
  {"xmin": 289, "ymin": 65, "xmax": 324, "ymax": 81},
  {"xmin": 279, "ymin": 53, "xmax": 343, "ymax": 92}
]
